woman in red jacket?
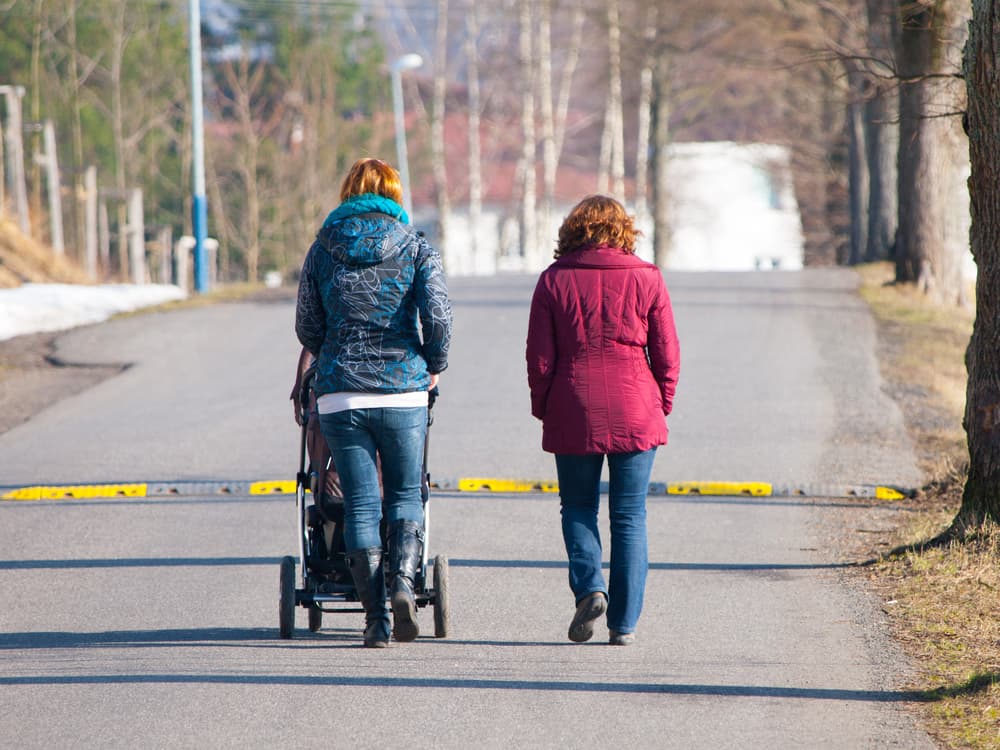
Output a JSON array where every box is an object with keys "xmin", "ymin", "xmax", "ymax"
[{"xmin": 526, "ymin": 195, "xmax": 680, "ymax": 646}]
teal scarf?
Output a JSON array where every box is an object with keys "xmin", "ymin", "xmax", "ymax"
[{"xmin": 322, "ymin": 193, "xmax": 409, "ymax": 228}]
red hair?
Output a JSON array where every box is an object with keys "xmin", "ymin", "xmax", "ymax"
[
  {"xmin": 339, "ymin": 158, "xmax": 403, "ymax": 204},
  {"xmin": 555, "ymin": 195, "xmax": 640, "ymax": 257}
]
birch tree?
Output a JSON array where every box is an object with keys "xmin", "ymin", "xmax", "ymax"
[
  {"xmin": 650, "ymin": 49, "xmax": 671, "ymax": 268},
  {"xmin": 517, "ymin": 0, "xmax": 538, "ymax": 268},
  {"xmin": 552, "ymin": 2, "xmax": 584, "ymax": 165},
  {"xmin": 431, "ymin": 0, "xmax": 450, "ymax": 267},
  {"xmin": 109, "ymin": 0, "xmax": 130, "ymax": 277},
  {"xmin": 606, "ymin": 0, "xmax": 625, "ymax": 203},
  {"xmin": 464, "ymin": 0, "xmax": 482, "ymax": 268},
  {"xmin": 634, "ymin": 6, "xmax": 657, "ymax": 221},
  {"xmin": 538, "ymin": 0, "xmax": 555, "ymax": 244}
]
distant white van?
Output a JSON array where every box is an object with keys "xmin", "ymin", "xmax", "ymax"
[{"xmin": 655, "ymin": 141, "xmax": 804, "ymax": 272}]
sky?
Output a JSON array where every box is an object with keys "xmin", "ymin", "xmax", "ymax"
[{"xmin": 0, "ymin": 283, "xmax": 186, "ymax": 343}]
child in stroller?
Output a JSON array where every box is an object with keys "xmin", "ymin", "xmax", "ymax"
[
  {"xmin": 290, "ymin": 346, "xmax": 356, "ymax": 590},
  {"xmin": 281, "ymin": 347, "xmax": 448, "ymax": 640}
]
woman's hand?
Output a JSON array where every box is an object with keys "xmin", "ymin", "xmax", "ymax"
[{"xmin": 429, "ymin": 373, "xmax": 440, "ymax": 391}]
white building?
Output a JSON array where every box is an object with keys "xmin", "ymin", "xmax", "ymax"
[{"xmin": 413, "ymin": 141, "xmax": 805, "ymax": 276}]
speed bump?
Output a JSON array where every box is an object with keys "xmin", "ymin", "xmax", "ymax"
[
  {"xmin": 666, "ymin": 481, "xmax": 772, "ymax": 497},
  {"xmin": 249, "ymin": 480, "xmax": 297, "ymax": 495},
  {"xmin": 456, "ymin": 477, "xmax": 559, "ymax": 493},
  {"xmin": 2, "ymin": 484, "xmax": 147, "ymax": 501},
  {"xmin": 1, "ymin": 478, "xmax": 915, "ymax": 501}
]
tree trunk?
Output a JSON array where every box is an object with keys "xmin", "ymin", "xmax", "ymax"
[
  {"xmin": 464, "ymin": 0, "xmax": 482, "ymax": 269},
  {"xmin": 538, "ymin": 0, "xmax": 555, "ymax": 254},
  {"xmin": 959, "ymin": 0, "xmax": 1000, "ymax": 523},
  {"xmin": 864, "ymin": 86, "xmax": 899, "ymax": 261},
  {"xmin": 651, "ymin": 53, "xmax": 671, "ymax": 268},
  {"xmin": 634, "ymin": 7, "xmax": 657, "ymax": 221},
  {"xmin": 29, "ymin": 0, "xmax": 44, "ymax": 227},
  {"xmin": 111, "ymin": 0, "xmax": 129, "ymax": 279},
  {"xmin": 67, "ymin": 0, "xmax": 89, "ymax": 270},
  {"xmin": 607, "ymin": 0, "xmax": 625, "ymax": 203},
  {"xmin": 597, "ymin": 104, "xmax": 612, "ymax": 195},
  {"xmin": 431, "ymin": 0, "xmax": 450, "ymax": 269},
  {"xmin": 846, "ymin": 64, "xmax": 869, "ymax": 265},
  {"xmin": 863, "ymin": 0, "xmax": 898, "ymax": 262},
  {"xmin": 895, "ymin": 0, "xmax": 969, "ymax": 305},
  {"xmin": 552, "ymin": 3, "xmax": 583, "ymax": 165},
  {"xmin": 517, "ymin": 0, "xmax": 538, "ymax": 269},
  {"xmin": 225, "ymin": 53, "xmax": 263, "ymax": 283}
]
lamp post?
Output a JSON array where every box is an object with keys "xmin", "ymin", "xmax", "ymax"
[
  {"xmin": 390, "ymin": 53, "xmax": 423, "ymax": 219},
  {"xmin": 188, "ymin": 0, "xmax": 209, "ymax": 292}
]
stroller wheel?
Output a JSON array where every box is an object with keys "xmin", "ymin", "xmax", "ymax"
[
  {"xmin": 433, "ymin": 554, "xmax": 450, "ymax": 638},
  {"xmin": 279, "ymin": 556, "xmax": 296, "ymax": 639},
  {"xmin": 308, "ymin": 604, "xmax": 323, "ymax": 633}
]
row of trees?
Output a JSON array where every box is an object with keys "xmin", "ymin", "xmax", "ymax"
[
  {"xmin": 0, "ymin": 0, "xmax": 974, "ymax": 297},
  {"xmin": 382, "ymin": 0, "xmax": 971, "ymax": 302},
  {"xmin": 0, "ymin": 0, "xmax": 388, "ymax": 283}
]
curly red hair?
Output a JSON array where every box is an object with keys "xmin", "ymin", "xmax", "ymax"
[
  {"xmin": 340, "ymin": 158, "xmax": 403, "ymax": 204},
  {"xmin": 555, "ymin": 195, "xmax": 640, "ymax": 258}
]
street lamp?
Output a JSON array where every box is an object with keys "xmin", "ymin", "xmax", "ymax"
[
  {"xmin": 390, "ymin": 53, "xmax": 423, "ymax": 219},
  {"xmin": 188, "ymin": 0, "xmax": 209, "ymax": 292}
]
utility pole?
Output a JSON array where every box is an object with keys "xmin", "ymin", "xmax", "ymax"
[{"xmin": 188, "ymin": 0, "xmax": 209, "ymax": 292}]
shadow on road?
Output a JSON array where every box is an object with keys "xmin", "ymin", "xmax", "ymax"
[
  {"xmin": 0, "ymin": 627, "xmax": 353, "ymax": 650},
  {"xmin": 0, "ymin": 556, "xmax": 284, "ymax": 569},
  {"xmin": 0, "ymin": 669, "xmax": 949, "ymax": 702},
  {"xmin": 449, "ymin": 559, "xmax": 854, "ymax": 572},
  {"xmin": 0, "ymin": 556, "xmax": 856, "ymax": 572}
]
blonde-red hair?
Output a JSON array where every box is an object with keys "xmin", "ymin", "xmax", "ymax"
[
  {"xmin": 339, "ymin": 158, "xmax": 404, "ymax": 204},
  {"xmin": 555, "ymin": 195, "xmax": 640, "ymax": 257}
]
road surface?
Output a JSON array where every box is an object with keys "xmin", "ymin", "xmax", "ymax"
[{"xmin": 0, "ymin": 270, "xmax": 934, "ymax": 749}]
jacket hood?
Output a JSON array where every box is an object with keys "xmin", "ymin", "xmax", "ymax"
[
  {"xmin": 322, "ymin": 193, "xmax": 410, "ymax": 227},
  {"xmin": 322, "ymin": 214, "xmax": 411, "ymax": 268}
]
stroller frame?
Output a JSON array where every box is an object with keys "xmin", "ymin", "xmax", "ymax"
[{"xmin": 278, "ymin": 369, "xmax": 450, "ymax": 639}]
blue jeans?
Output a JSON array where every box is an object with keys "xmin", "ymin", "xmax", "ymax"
[
  {"xmin": 555, "ymin": 449, "xmax": 656, "ymax": 634},
  {"xmin": 319, "ymin": 407, "xmax": 426, "ymax": 550}
]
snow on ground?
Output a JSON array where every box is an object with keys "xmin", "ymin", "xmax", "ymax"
[{"xmin": 0, "ymin": 283, "xmax": 186, "ymax": 343}]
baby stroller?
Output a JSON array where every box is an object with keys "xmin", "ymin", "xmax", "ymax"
[{"xmin": 278, "ymin": 353, "xmax": 450, "ymax": 639}]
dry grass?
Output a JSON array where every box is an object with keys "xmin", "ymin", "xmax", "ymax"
[
  {"xmin": 858, "ymin": 262, "xmax": 1000, "ymax": 749},
  {"xmin": 0, "ymin": 219, "xmax": 91, "ymax": 287}
]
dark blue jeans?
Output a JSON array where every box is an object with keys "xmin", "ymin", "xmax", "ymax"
[
  {"xmin": 319, "ymin": 407, "xmax": 426, "ymax": 550},
  {"xmin": 555, "ymin": 449, "xmax": 657, "ymax": 634}
]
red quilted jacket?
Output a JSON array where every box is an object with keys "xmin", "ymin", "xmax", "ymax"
[{"xmin": 526, "ymin": 245, "xmax": 680, "ymax": 455}]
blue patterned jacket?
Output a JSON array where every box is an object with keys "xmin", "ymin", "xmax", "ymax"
[{"xmin": 295, "ymin": 196, "xmax": 452, "ymax": 396}]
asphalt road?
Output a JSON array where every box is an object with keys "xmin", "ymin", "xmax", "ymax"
[{"xmin": 0, "ymin": 270, "xmax": 934, "ymax": 749}]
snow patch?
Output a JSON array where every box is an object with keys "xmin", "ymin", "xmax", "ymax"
[{"xmin": 0, "ymin": 283, "xmax": 186, "ymax": 342}]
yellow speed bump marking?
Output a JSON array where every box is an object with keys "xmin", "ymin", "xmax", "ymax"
[
  {"xmin": 249, "ymin": 480, "xmax": 297, "ymax": 495},
  {"xmin": 2, "ymin": 484, "xmax": 147, "ymax": 501},
  {"xmin": 457, "ymin": 478, "xmax": 560, "ymax": 493},
  {"xmin": 874, "ymin": 486, "xmax": 906, "ymax": 501},
  {"xmin": 668, "ymin": 481, "xmax": 772, "ymax": 497}
]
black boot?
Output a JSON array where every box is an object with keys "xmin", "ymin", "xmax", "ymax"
[
  {"xmin": 345, "ymin": 547, "xmax": 390, "ymax": 648},
  {"xmin": 386, "ymin": 520, "xmax": 424, "ymax": 642}
]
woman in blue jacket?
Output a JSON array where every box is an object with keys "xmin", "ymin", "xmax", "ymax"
[{"xmin": 296, "ymin": 158, "xmax": 452, "ymax": 648}]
